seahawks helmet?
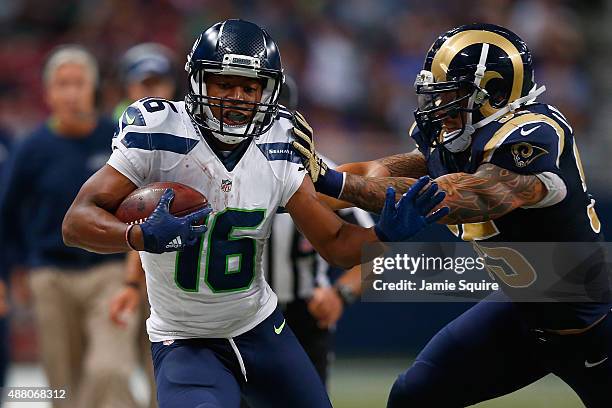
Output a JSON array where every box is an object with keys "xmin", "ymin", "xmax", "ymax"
[
  {"xmin": 185, "ymin": 19, "xmax": 284, "ymax": 144},
  {"xmin": 414, "ymin": 23, "xmax": 546, "ymax": 153}
]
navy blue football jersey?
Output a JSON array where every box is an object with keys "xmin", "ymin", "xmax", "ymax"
[{"xmin": 412, "ymin": 103, "xmax": 610, "ymax": 329}]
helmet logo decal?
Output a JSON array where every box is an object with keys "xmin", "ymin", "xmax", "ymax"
[{"xmin": 431, "ymin": 30, "xmax": 524, "ymax": 104}]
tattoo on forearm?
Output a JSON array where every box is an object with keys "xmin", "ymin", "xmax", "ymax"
[
  {"xmin": 436, "ymin": 164, "xmax": 545, "ymax": 224},
  {"xmin": 376, "ymin": 151, "xmax": 428, "ymax": 178},
  {"xmin": 341, "ymin": 174, "xmax": 416, "ymax": 213},
  {"xmin": 340, "ymin": 164, "xmax": 545, "ymax": 221}
]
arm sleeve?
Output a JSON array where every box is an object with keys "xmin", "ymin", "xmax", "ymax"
[
  {"xmin": 280, "ymin": 162, "xmax": 307, "ymax": 207},
  {"xmin": 106, "ymin": 102, "xmax": 154, "ymax": 187},
  {"xmin": 280, "ymin": 130, "xmax": 308, "ymax": 206},
  {"xmin": 487, "ymin": 123, "xmax": 564, "ymax": 175},
  {"xmin": 485, "ymin": 123, "xmax": 568, "ymax": 208},
  {"xmin": 107, "ymin": 148, "xmax": 148, "ymax": 187}
]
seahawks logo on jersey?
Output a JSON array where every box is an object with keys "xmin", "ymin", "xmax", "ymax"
[{"xmin": 120, "ymin": 106, "xmax": 147, "ymax": 130}]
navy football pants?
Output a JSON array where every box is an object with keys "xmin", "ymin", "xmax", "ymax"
[
  {"xmin": 388, "ymin": 300, "xmax": 612, "ymax": 408},
  {"xmin": 151, "ymin": 307, "xmax": 332, "ymax": 408}
]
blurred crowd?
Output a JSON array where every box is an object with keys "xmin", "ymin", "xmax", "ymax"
[
  {"xmin": 0, "ymin": 1, "xmax": 608, "ymax": 405},
  {"xmin": 0, "ymin": 0, "xmax": 598, "ymax": 158}
]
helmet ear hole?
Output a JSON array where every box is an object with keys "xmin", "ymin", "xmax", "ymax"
[{"xmin": 485, "ymin": 78, "xmax": 509, "ymax": 108}]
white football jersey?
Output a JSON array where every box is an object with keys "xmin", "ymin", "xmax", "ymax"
[{"xmin": 108, "ymin": 98, "xmax": 305, "ymax": 340}]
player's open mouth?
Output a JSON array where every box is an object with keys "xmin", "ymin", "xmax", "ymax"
[{"xmin": 223, "ymin": 110, "xmax": 250, "ymax": 125}]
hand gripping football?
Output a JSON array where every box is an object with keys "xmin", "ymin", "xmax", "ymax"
[{"xmin": 115, "ymin": 182, "xmax": 209, "ymax": 224}]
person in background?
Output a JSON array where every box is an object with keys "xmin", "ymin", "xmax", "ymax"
[
  {"xmin": 0, "ymin": 127, "xmax": 13, "ymax": 389},
  {"xmin": 109, "ymin": 42, "xmax": 177, "ymax": 408},
  {"xmin": 113, "ymin": 43, "xmax": 177, "ymax": 121},
  {"xmin": 0, "ymin": 45, "xmax": 139, "ymax": 408}
]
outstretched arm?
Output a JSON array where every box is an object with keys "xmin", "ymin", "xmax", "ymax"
[
  {"xmin": 314, "ymin": 150, "xmax": 428, "ymax": 210},
  {"xmin": 290, "ymin": 110, "xmax": 428, "ymax": 210},
  {"xmin": 339, "ymin": 164, "xmax": 546, "ymax": 223},
  {"xmin": 286, "ymin": 177, "xmax": 380, "ymax": 269},
  {"xmin": 286, "ymin": 176, "xmax": 447, "ymax": 269},
  {"xmin": 435, "ymin": 164, "xmax": 546, "ymax": 224},
  {"xmin": 336, "ymin": 149, "xmax": 428, "ymax": 179}
]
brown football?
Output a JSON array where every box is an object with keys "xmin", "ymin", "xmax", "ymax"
[{"xmin": 115, "ymin": 182, "xmax": 209, "ymax": 224}]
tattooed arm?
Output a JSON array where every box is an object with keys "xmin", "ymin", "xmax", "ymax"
[
  {"xmin": 340, "ymin": 164, "xmax": 547, "ymax": 223},
  {"xmin": 317, "ymin": 149, "xmax": 428, "ymax": 210},
  {"xmin": 435, "ymin": 164, "xmax": 547, "ymax": 223},
  {"xmin": 336, "ymin": 149, "xmax": 428, "ymax": 178}
]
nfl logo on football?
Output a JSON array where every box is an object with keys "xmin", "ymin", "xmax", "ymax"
[{"xmin": 221, "ymin": 179, "xmax": 232, "ymax": 192}]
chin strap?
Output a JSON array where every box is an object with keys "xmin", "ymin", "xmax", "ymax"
[
  {"xmin": 474, "ymin": 84, "xmax": 546, "ymax": 130},
  {"xmin": 443, "ymin": 125, "xmax": 474, "ymax": 153},
  {"xmin": 442, "ymin": 83, "xmax": 546, "ymax": 153},
  {"xmin": 468, "ymin": 41, "xmax": 547, "ymax": 131}
]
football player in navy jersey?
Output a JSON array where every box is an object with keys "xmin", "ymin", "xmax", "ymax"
[{"xmin": 292, "ymin": 23, "xmax": 612, "ymax": 407}]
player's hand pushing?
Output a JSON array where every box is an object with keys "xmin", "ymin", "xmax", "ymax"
[
  {"xmin": 374, "ymin": 176, "xmax": 449, "ymax": 242},
  {"xmin": 137, "ymin": 189, "xmax": 212, "ymax": 253}
]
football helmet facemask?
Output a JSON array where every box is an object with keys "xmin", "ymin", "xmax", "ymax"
[
  {"xmin": 185, "ymin": 19, "xmax": 284, "ymax": 144},
  {"xmin": 414, "ymin": 23, "xmax": 546, "ymax": 153}
]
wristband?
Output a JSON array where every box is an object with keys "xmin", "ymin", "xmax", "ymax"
[
  {"xmin": 125, "ymin": 224, "xmax": 139, "ymax": 251},
  {"xmin": 315, "ymin": 169, "xmax": 345, "ymax": 199}
]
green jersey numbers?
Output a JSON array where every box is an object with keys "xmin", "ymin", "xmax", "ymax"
[{"xmin": 174, "ymin": 208, "xmax": 266, "ymax": 293}]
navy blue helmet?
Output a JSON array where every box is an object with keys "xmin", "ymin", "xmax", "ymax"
[
  {"xmin": 185, "ymin": 19, "xmax": 284, "ymax": 144},
  {"xmin": 414, "ymin": 23, "xmax": 545, "ymax": 153}
]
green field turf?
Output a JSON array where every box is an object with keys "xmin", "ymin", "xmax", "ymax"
[{"xmin": 329, "ymin": 357, "xmax": 584, "ymax": 408}]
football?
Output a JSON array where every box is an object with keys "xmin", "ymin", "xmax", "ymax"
[{"xmin": 115, "ymin": 182, "xmax": 209, "ymax": 224}]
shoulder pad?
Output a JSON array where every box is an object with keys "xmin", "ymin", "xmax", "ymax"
[
  {"xmin": 118, "ymin": 98, "xmax": 180, "ymax": 133},
  {"xmin": 480, "ymin": 111, "xmax": 566, "ymax": 173},
  {"xmin": 259, "ymin": 114, "xmax": 294, "ymax": 143},
  {"xmin": 114, "ymin": 99, "xmax": 198, "ymax": 155},
  {"xmin": 255, "ymin": 116, "xmax": 302, "ymax": 165}
]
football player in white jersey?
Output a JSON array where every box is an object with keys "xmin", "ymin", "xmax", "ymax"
[{"xmin": 62, "ymin": 19, "xmax": 448, "ymax": 408}]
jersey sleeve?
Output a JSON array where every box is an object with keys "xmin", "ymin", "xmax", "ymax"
[
  {"xmin": 107, "ymin": 100, "xmax": 173, "ymax": 187},
  {"xmin": 280, "ymin": 149, "xmax": 307, "ymax": 206},
  {"xmin": 481, "ymin": 116, "xmax": 569, "ymax": 208},
  {"xmin": 483, "ymin": 121, "xmax": 564, "ymax": 175},
  {"xmin": 272, "ymin": 119, "xmax": 307, "ymax": 206}
]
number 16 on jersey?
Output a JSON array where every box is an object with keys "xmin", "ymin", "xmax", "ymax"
[{"xmin": 175, "ymin": 208, "xmax": 266, "ymax": 293}]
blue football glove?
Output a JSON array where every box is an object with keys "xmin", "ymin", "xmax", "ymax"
[
  {"xmin": 374, "ymin": 176, "xmax": 449, "ymax": 242},
  {"xmin": 140, "ymin": 189, "xmax": 212, "ymax": 253}
]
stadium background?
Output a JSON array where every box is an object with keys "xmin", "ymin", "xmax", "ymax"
[{"xmin": 1, "ymin": 0, "xmax": 610, "ymax": 407}]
